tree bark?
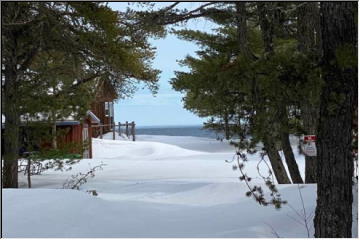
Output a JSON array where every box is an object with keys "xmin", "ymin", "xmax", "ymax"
[
  {"xmin": 27, "ymin": 159, "xmax": 32, "ymax": 188},
  {"xmin": 297, "ymin": 2, "xmax": 320, "ymax": 53},
  {"xmin": 2, "ymin": 2, "xmax": 40, "ymax": 188},
  {"xmin": 224, "ymin": 112, "xmax": 230, "ymax": 140},
  {"xmin": 314, "ymin": 2, "xmax": 357, "ymax": 238},
  {"xmin": 281, "ymin": 132, "xmax": 303, "ymax": 183},
  {"xmin": 234, "ymin": 2, "xmax": 256, "ymax": 60},
  {"xmin": 279, "ymin": 105, "xmax": 304, "ymax": 183},
  {"xmin": 297, "ymin": 2, "xmax": 321, "ymax": 183},
  {"xmin": 3, "ymin": 63, "xmax": 20, "ymax": 188},
  {"xmin": 254, "ymin": 3, "xmax": 292, "ymax": 185},
  {"xmin": 257, "ymin": 3, "xmax": 274, "ymax": 53},
  {"xmin": 301, "ymin": 104, "xmax": 319, "ymax": 183}
]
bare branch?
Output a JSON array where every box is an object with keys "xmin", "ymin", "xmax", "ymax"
[{"xmin": 3, "ymin": 20, "xmax": 36, "ymax": 26}]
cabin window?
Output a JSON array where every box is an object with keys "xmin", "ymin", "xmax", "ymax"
[
  {"xmin": 110, "ymin": 102, "xmax": 114, "ymax": 117},
  {"xmin": 104, "ymin": 102, "xmax": 109, "ymax": 116},
  {"xmin": 104, "ymin": 102, "xmax": 113, "ymax": 117}
]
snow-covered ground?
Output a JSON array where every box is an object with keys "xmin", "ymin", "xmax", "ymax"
[{"xmin": 2, "ymin": 133, "xmax": 358, "ymax": 237}]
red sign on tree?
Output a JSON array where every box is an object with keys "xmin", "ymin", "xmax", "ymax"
[
  {"xmin": 302, "ymin": 135, "xmax": 317, "ymax": 157},
  {"xmin": 304, "ymin": 135, "xmax": 317, "ymax": 142}
]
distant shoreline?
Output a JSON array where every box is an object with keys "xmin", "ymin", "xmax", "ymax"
[
  {"xmin": 136, "ymin": 124, "xmax": 204, "ymax": 129},
  {"xmin": 116, "ymin": 125, "xmax": 225, "ymax": 139}
]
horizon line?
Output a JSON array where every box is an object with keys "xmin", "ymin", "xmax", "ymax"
[{"xmin": 135, "ymin": 123, "xmax": 205, "ymax": 128}]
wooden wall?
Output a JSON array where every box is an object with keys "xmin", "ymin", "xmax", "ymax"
[
  {"xmin": 90, "ymin": 101, "xmax": 113, "ymax": 132},
  {"xmin": 91, "ymin": 102, "xmax": 105, "ymax": 124},
  {"xmin": 58, "ymin": 125, "xmax": 82, "ymax": 145},
  {"xmin": 57, "ymin": 123, "xmax": 93, "ymax": 158},
  {"xmin": 84, "ymin": 119, "xmax": 93, "ymax": 159}
]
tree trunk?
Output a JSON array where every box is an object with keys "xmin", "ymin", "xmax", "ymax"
[
  {"xmin": 27, "ymin": 159, "xmax": 32, "ymax": 188},
  {"xmin": 301, "ymin": 104, "xmax": 319, "ymax": 183},
  {"xmin": 297, "ymin": 2, "xmax": 320, "ymax": 53},
  {"xmin": 2, "ymin": 2, "xmax": 39, "ymax": 188},
  {"xmin": 264, "ymin": 137, "xmax": 291, "ymax": 184},
  {"xmin": 52, "ymin": 121, "xmax": 57, "ymax": 149},
  {"xmin": 314, "ymin": 2, "xmax": 357, "ymax": 238},
  {"xmin": 254, "ymin": 3, "xmax": 291, "ymax": 185},
  {"xmin": 305, "ymin": 153, "xmax": 317, "ymax": 184},
  {"xmin": 235, "ymin": 2, "xmax": 256, "ymax": 60},
  {"xmin": 281, "ymin": 131, "xmax": 303, "ymax": 183},
  {"xmin": 257, "ymin": 3, "xmax": 274, "ymax": 53},
  {"xmin": 297, "ymin": 2, "xmax": 321, "ymax": 183},
  {"xmin": 3, "ymin": 63, "xmax": 20, "ymax": 188},
  {"xmin": 279, "ymin": 105, "xmax": 304, "ymax": 183},
  {"xmin": 224, "ymin": 112, "xmax": 230, "ymax": 140}
]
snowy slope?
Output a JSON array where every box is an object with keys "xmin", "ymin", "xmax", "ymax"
[
  {"xmin": 2, "ymin": 134, "xmax": 357, "ymax": 237},
  {"xmin": 4, "ymin": 185, "xmax": 317, "ymax": 238}
]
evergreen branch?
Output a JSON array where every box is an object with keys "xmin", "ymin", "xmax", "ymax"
[
  {"xmin": 160, "ymin": 2, "xmax": 181, "ymax": 12},
  {"xmin": 183, "ymin": 2, "xmax": 216, "ymax": 16},
  {"xmin": 18, "ymin": 45, "xmax": 41, "ymax": 75},
  {"xmin": 147, "ymin": 2, "xmax": 218, "ymax": 25},
  {"xmin": 50, "ymin": 72, "xmax": 102, "ymax": 98},
  {"xmin": 72, "ymin": 73, "xmax": 102, "ymax": 88}
]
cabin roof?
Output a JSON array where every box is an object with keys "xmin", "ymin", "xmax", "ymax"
[
  {"xmin": 56, "ymin": 121, "xmax": 80, "ymax": 126},
  {"xmin": 87, "ymin": 111, "xmax": 101, "ymax": 124},
  {"xmin": 1, "ymin": 111, "xmax": 101, "ymax": 126}
]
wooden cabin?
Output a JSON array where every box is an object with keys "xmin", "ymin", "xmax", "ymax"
[
  {"xmin": 2, "ymin": 79, "xmax": 118, "ymax": 159},
  {"xmin": 55, "ymin": 111, "xmax": 100, "ymax": 158},
  {"xmin": 57, "ymin": 79, "xmax": 118, "ymax": 157},
  {"xmin": 90, "ymin": 79, "xmax": 118, "ymax": 137}
]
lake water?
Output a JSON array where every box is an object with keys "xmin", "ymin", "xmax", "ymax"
[{"xmin": 132, "ymin": 125, "xmax": 225, "ymax": 139}]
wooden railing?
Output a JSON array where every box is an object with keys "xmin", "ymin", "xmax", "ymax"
[{"xmin": 91, "ymin": 121, "xmax": 135, "ymax": 141}]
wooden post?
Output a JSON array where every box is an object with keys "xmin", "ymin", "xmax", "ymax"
[
  {"xmin": 125, "ymin": 121, "xmax": 129, "ymax": 137},
  {"xmin": 89, "ymin": 123, "xmax": 92, "ymax": 159},
  {"xmin": 132, "ymin": 121, "xmax": 136, "ymax": 141},
  {"xmin": 118, "ymin": 122, "xmax": 121, "ymax": 136},
  {"xmin": 100, "ymin": 126, "xmax": 103, "ymax": 139},
  {"xmin": 27, "ymin": 159, "xmax": 31, "ymax": 188},
  {"xmin": 112, "ymin": 122, "xmax": 115, "ymax": 140}
]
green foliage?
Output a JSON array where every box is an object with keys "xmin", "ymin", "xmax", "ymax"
[
  {"xmin": 3, "ymin": 1, "xmax": 162, "ymax": 108},
  {"xmin": 335, "ymin": 44, "xmax": 357, "ymax": 69},
  {"xmin": 31, "ymin": 148, "xmax": 82, "ymax": 161},
  {"xmin": 20, "ymin": 124, "xmax": 87, "ymax": 160},
  {"xmin": 171, "ymin": 3, "xmax": 323, "ymax": 152},
  {"xmin": 2, "ymin": 2, "xmax": 163, "ymax": 166}
]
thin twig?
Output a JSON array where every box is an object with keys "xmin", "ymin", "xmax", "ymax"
[
  {"xmin": 286, "ymin": 185, "xmax": 313, "ymax": 237},
  {"xmin": 264, "ymin": 222, "xmax": 281, "ymax": 238}
]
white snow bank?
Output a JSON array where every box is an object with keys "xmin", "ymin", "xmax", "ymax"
[
  {"xmin": 137, "ymin": 134, "xmax": 237, "ymax": 152},
  {"xmin": 3, "ymin": 185, "xmax": 318, "ymax": 238},
  {"xmin": 92, "ymin": 138, "xmax": 205, "ymax": 159},
  {"xmin": 3, "ymin": 135, "xmax": 357, "ymax": 237},
  {"xmin": 100, "ymin": 132, "xmax": 237, "ymax": 153}
]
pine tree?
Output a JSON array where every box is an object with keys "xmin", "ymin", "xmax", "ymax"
[
  {"xmin": 171, "ymin": 3, "xmax": 306, "ymax": 184},
  {"xmin": 314, "ymin": 2, "xmax": 357, "ymax": 237},
  {"xmin": 296, "ymin": 2, "xmax": 322, "ymax": 183},
  {"xmin": 131, "ymin": 1, "xmax": 358, "ymax": 233},
  {"xmin": 2, "ymin": 2, "xmax": 161, "ymax": 188}
]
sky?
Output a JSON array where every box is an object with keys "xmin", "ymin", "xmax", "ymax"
[{"xmin": 108, "ymin": 2, "xmax": 217, "ymax": 127}]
